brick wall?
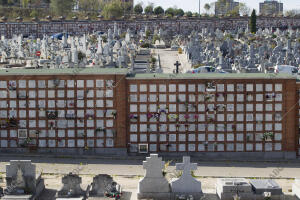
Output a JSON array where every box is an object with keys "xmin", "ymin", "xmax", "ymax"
[
  {"xmin": 127, "ymin": 78, "xmax": 296, "ymax": 154},
  {"xmin": 0, "ymin": 72, "xmax": 299, "ymax": 157}
]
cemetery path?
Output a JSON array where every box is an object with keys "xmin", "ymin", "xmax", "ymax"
[{"xmin": 154, "ymin": 48, "xmax": 191, "ymax": 73}]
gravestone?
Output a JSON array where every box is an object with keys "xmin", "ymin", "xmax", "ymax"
[
  {"xmin": 89, "ymin": 174, "xmax": 121, "ymax": 197},
  {"xmin": 250, "ymin": 179, "xmax": 283, "ymax": 200},
  {"xmin": 2, "ymin": 160, "xmax": 45, "ymax": 200},
  {"xmin": 216, "ymin": 178, "xmax": 253, "ymax": 200},
  {"xmin": 170, "ymin": 156, "xmax": 202, "ymax": 199},
  {"xmin": 57, "ymin": 173, "xmax": 85, "ymax": 199},
  {"xmin": 137, "ymin": 154, "xmax": 171, "ymax": 200},
  {"xmin": 293, "ymin": 179, "xmax": 300, "ymax": 199}
]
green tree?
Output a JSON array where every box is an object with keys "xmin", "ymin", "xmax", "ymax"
[
  {"xmin": 250, "ymin": 9, "xmax": 257, "ymax": 33},
  {"xmin": 21, "ymin": 0, "xmax": 29, "ymax": 8},
  {"xmin": 185, "ymin": 11, "xmax": 192, "ymax": 17},
  {"xmin": 165, "ymin": 7, "xmax": 174, "ymax": 16},
  {"xmin": 78, "ymin": 0, "xmax": 101, "ymax": 13},
  {"xmin": 154, "ymin": 6, "xmax": 164, "ymax": 15},
  {"xmin": 174, "ymin": 8, "xmax": 184, "ymax": 16},
  {"xmin": 144, "ymin": 4, "xmax": 153, "ymax": 15},
  {"xmin": 134, "ymin": 3, "xmax": 143, "ymax": 14},
  {"xmin": 239, "ymin": 2, "xmax": 250, "ymax": 16},
  {"xmin": 50, "ymin": 0, "xmax": 74, "ymax": 16},
  {"xmin": 204, "ymin": 3, "xmax": 211, "ymax": 14},
  {"xmin": 101, "ymin": 0, "xmax": 123, "ymax": 19}
]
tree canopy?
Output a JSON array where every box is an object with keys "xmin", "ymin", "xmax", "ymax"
[
  {"xmin": 250, "ymin": 9, "xmax": 257, "ymax": 33},
  {"xmin": 144, "ymin": 4, "xmax": 153, "ymax": 15},
  {"xmin": 50, "ymin": 0, "xmax": 74, "ymax": 16},
  {"xmin": 154, "ymin": 6, "xmax": 164, "ymax": 15},
  {"xmin": 134, "ymin": 3, "xmax": 143, "ymax": 14},
  {"xmin": 101, "ymin": 0, "xmax": 124, "ymax": 19}
]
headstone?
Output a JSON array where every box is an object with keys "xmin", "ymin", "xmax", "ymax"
[
  {"xmin": 170, "ymin": 156, "xmax": 202, "ymax": 199},
  {"xmin": 216, "ymin": 178, "xmax": 253, "ymax": 200},
  {"xmin": 293, "ymin": 179, "xmax": 300, "ymax": 199},
  {"xmin": 57, "ymin": 173, "xmax": 85, "ymax": 198},
  {"xmin": 2, "ymin": 160, "xmax": 45, "ymax": 200},
  {"xmin": 89, "ymin": 174, "xmax": 121, "ymax": 198},
  {"xmin": 250, "ymin": 179, "xmax": 283, "ymax": 200},
  {"xmin": 137, "ymin": 154, "xmax": 171, "ymax": 199}
]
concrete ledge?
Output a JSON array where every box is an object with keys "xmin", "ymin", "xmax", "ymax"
[
  {"xmin": 0, "ymin": 148, "xmax": 128, "ymax": 156},
  {"xmin": 153, "ymin": 151, "xmax": 297, "ymax": 160}
]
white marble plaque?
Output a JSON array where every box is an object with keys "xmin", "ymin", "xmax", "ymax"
[
  {"xmin": 236, "ymin": 143, "xmax": 244, "ymax": 151},
  {"xmin": 236, "ymin": 104, "xmax": 243, "ymax": 112},
  {"xmin": 96, "ymin": 80, "xmax": 104, "ymax": 88},
  {"xmin": 256, "ymin": 84, "xmax": 263, "ymax": 91},
  {"xmin": 198, "ymin": 144, "xmax": 205, "ymax": 151},
  {"xmin": 77, "ymin": 80, "xmax": 84, "ymax": 88},
  {"xmin": 227, "ymin": 84, "xmax": 234, "ymax": 92},
  {"xmin": 208, "ymin": 134, "xmax": 215, "ymax": 141},
  {"xmin": 265, "ymin": 84, "xmax": 273, "ymax": 91},
  {"xmin": 160, "ymin": 134, "xmax": 167, "ymax": 142},
  {"xmin": 275, "ymin": 143, "xmax": 281, "ymax": 151},
  {"xmin": 169, "ymin": 134, "xmax": 176, "ymax": 142},
  {"xmin": 227, "ymin": 134, "xmax": 234, "ymax": 141},
  {"xmin": 275, "ymin": 84, "xmax": 282, "ymax": 91},
  {"xmin": 275, "ymin": 104, "xmax": 282, "ymax": 111},
  {"xmin": 149, "ymin": 84, "xmax": 157, "ymax": 92},
  {"xmin": 246, "ymin": 144, "xmax": 253, "ymax": 151},
  {"xmin": 130, "ymin": 84, "xmax": 137, "ymax": 92},
  {"xmin": 256, "ymin": 143, "xmax": 262, "ymax": 151},
  {"xmin": 87, "ymin": 80, "xmax": 94, "ymax": 87},
  {"xmin": 246, "ymin": 84, "xmax": 253, "ymax": 91},
  {"xmin": 275, "ymin": 133, "xmax": 282, "ymax": 141},
  {"xmin": 256, "ymin": 94, "xmax": 263, "ymax": 101},
  {"xmin": 159, "ymin": 84, "xmax": 166, "ymax": 92}
]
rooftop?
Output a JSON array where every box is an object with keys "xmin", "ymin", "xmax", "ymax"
[
  {"xmin": 128, "ymin": 73, "xmax": 296, "ymax": 80},
  {"xmin": 0, "ymin": 68, "xmax": 297, "ymax": 80},
  {"xmin": 0, "ymin": 68, "xmax": 129, "ymax": 75}
]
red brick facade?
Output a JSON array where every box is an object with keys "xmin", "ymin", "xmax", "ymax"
[{"xmin": 0, "ymin": 71, "xmax": 299, "ymax": 158}]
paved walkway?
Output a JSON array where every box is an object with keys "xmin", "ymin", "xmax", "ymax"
[
  {"xmin": 0, "ymin": 155, "xmax": 299, "ymax": 179},
  {"xmin": 153, "ymin": 48, "xmax": 191, "ymax": 73}
]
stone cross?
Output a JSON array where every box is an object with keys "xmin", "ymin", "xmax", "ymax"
[
  {"xmin": 143, "ymin": 154, "xmax": 164, "ymax": 178},
  {"xmin": 174, "ymin": 61, "xmax": 181, "ymax": 74},
  {"xmin": 176, "ymin": 156, "xmax": 197, "ymax": 177}
]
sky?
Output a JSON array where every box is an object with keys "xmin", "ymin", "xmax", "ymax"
[{"xmin": 135, "ymin": 0, "xmax": 298, "ymax": 13}]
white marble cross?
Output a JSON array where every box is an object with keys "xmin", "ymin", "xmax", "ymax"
[
  {"xmin": 176, "ymin": 156, "xmax": 197, "ymax": 177},
  {"xmin": 143, "ymin": 154, "xmax": 164, "ymax": 178}
]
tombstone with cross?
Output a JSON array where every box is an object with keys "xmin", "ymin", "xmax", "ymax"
[
  {"xmin": 137, "ymin": 154, "xmax": 171, "ymax": 200},
  {"xmin": 170, "ymin": 156, "xmax": 202, "ymax": 198}
]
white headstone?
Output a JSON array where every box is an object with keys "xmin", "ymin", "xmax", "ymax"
[
  {"xmin": 137, "ymin": 154, "xmax": 170, "ymax": 199},
  {"xmin": 170, "ymin": 156, "xmax": 202, "ymax": 198}
]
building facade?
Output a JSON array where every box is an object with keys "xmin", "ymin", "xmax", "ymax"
[
  {"xmin": 260, "ymin": 0, "xmax": 283, "ymax": 16},
  {"xmin": 215, "ymin": 0, "xmax": 240, "ymax": 16},
  {"xmin": 0, "ymin": 69, "xmax": 299, "ymax": 159}
]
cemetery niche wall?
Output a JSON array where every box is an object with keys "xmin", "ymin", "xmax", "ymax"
[
  {"xmin": 0, "ymin": 68, "xmax": 128, "ymax": 156},
  {"xmin": 0, "ymin": 69, "xmax": 299, "ymax": 158},
  {"xmin": 127, "ymin": 73, "xmax": 298, "ymax": 159}
]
